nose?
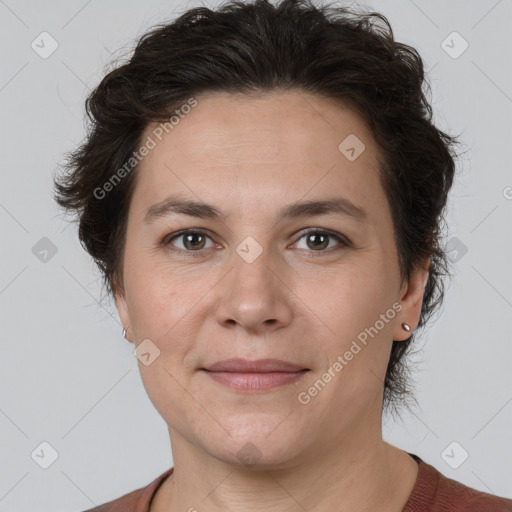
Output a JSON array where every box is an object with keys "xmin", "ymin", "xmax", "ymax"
[{"xmin": 214, "ymin": 247, "xmax": 293, "ymax": 335}]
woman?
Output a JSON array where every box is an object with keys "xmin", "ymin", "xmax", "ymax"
[{"xmin": 54, "ymin": 0, "xmax": 512, "ymax": 510}]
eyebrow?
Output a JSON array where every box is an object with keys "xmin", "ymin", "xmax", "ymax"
[{"xmin": 143, "ymin": 194, "xmax": 369, "ymax": 224}]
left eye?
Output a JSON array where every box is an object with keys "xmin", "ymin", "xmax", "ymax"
[{"xmin": 293, "ymin": 230, "xmax": 346, "ymax": 251}]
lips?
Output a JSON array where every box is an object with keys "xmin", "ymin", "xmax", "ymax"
[
  {"xmin": 201, "ymin": 358, "xmax": 310, "ymax": 391},
  {"xmin": 202, "ymin": 358, "xmax": 308, "ymax": 373}
]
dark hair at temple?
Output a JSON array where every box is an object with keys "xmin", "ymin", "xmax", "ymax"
[{"xmin": 53, "ymin": 0, "xmax": 462, "ymax": 414}]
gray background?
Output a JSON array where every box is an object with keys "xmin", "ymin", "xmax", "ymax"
[{"xmin": 1, "ymin": 0, "xmax": 511, "ymax": 510}]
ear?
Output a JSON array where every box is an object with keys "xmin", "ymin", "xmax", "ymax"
[
  {"xmin": 394, "ymin": 257, "xmax": 430, "ymax": 341},
  {"xmin": 114, "ymin": 286, "xmax": 134, "ymax": 344}
]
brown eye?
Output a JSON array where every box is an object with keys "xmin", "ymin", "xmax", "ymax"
[
  {"xmin": 166, "ymin": 230, "xmax": 214, "ymax": 251},
  {"xmin": 305, "ymin": 232, "xmax": 329, "ymax": 250},
  {"xmin": 293, "ymin": 229, "xmax": 348, "ymax": 252}
]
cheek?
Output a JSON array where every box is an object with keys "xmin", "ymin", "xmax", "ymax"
[
  {"xmin": 137, "ymin": 355, "xmax": 199, "ymax": 440},
  {"xmin": 124, "ymin": 266, "xmax": 202, "ymax": 429},
  {"xmin": 300, "ymin": 262, "xmax": 393, "ymax": 338},
  {"xmin": 301, "ymin": 264, "xmax": 396, "ymax": 395},
  {"xmin": 123, "ymin": 256, "xmax": 213, "ymax": 390},
  {"xmin": 123, "ymin": 252, "xmax": 206, "ymax": 337}
]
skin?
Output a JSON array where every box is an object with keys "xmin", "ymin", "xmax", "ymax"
[{"xmin": 114, "ymin": 90, "xmax": 429, "ymax": 512}]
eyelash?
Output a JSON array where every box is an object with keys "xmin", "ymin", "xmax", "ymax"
[{"xmin": 162, "ymin": 228, "xmax": 350, "ymax": 257}]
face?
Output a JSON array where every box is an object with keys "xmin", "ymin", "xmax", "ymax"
[{"xmin": 115, "ymin": 90, "xmax": 428, "ymax": 468}]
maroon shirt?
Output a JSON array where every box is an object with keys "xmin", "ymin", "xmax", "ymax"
[{"xmin": 83, "ymin": 453, "xmax": 512, "ymax": 511}]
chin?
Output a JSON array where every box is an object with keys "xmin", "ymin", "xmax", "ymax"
[{"xmin": 201, "ymin": 423, "xmax": 306, "ymax": 469}]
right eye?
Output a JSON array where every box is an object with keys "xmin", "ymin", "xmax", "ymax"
[{"xmin": 164, "ymin": 229, "xmax": 217, "ymax": 252}]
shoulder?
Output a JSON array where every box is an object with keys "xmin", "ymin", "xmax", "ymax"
[
  {"xmin": 81, "ymin": 487, "xmax": 144, "ymax": 512},
  {"xmin": 434, "ymin": 470, "xmax": 512, "ymax": 511},
  {"xmin": 405, "ymin": 453, "xmax": 512, "ymax": 512},
  {"xmin": 80, "ymin": 467, "xmax": 174, "ymax": 512}
]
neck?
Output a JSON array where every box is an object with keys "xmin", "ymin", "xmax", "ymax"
[{"xmin": 151, "ymin": 404, "xmax": 418, "ymax": 512}]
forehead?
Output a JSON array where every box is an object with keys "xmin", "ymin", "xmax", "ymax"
[{"xmin": 132, "ymin": 90, "xmax": 387, "ymax": 222}]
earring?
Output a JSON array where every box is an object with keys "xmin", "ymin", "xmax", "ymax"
[
  {"xmin": 401, "ymin": 322, "xmax": 411, "ymax": 332},
  {"xmin": 122, "ymin": 325, "xmax": 129, "ymax": 339}
]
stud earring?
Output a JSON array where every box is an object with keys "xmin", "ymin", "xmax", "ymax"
[
  {"xmin": 401, "ymin": 322, "xmax": 411, "ymax": 332},
  {"xmin": 122, "ymin": 325, "xmax": 129, "ymax": 339}
]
